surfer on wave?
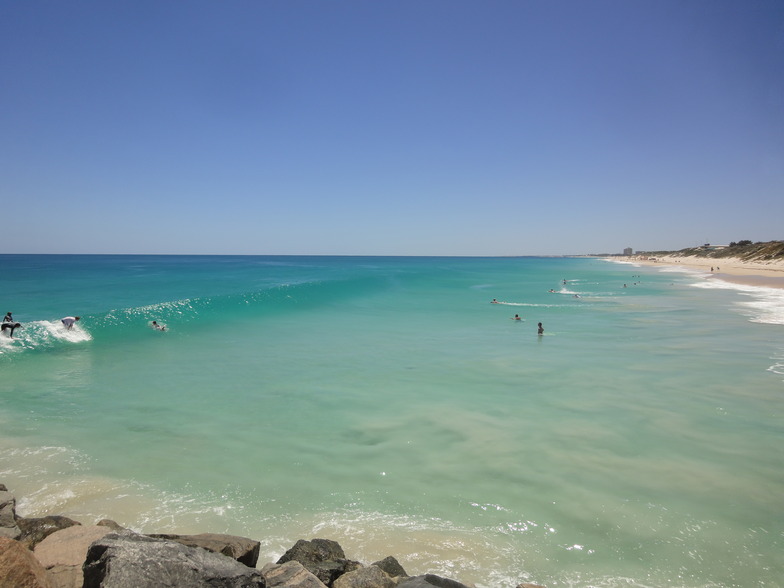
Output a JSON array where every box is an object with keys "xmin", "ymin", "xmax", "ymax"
[
  {"xmin": 1, "ymin": 311, "xmax": 20, "ymax": 338},
  {"xmin": 61, "ymin": 316, "xmax": 80, "ymax": 329}
]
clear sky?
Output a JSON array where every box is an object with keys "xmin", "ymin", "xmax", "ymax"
[{"xmin": 2, "ymin": 1, "xmax": 782, "ymax": 256}]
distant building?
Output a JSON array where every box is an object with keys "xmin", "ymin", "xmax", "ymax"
[{"xmin": 623, "ymin": 247, "xmax": 633, "ymax": 256}]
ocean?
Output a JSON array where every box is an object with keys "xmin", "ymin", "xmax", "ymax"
[{"xmin": 1, "ymin": 254, "xmax": 782, "ymax": 588}]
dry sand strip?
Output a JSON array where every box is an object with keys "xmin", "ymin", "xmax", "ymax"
[{"xmin": 622, "ymin": 255, "xmax": 784, "ymax": 289}]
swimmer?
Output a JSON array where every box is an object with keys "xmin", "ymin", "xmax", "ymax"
[
  {"xmin": 491, "ymin": 299, "xmax": 499, "ymax": 304},
  {"xmin": 151, "ymin": 321, "xmax": 166, "ymax": 331},
  {"xmin": 61, "ymin": 316, "xmax": 80, "ymax": 329},
  {"xmin": 513, "ymin": 314, "xmax": 522, "ymax": 321}
]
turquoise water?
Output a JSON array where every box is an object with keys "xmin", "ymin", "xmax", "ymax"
[{"xmin": 1, "ymin": 255, "xmax": 782, "ymax": 588}]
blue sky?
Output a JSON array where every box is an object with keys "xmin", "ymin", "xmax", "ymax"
[{"xmin": 2, "ymin": 1, "xmax": 782, "ymax": 256}]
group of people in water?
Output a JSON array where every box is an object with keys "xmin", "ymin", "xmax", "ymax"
[
  {"xmin": 490, "ymin": 301, "xmax": 544, "ymax": 335},
  {"xmin": 1, "ymin": 313, "xmax": 166, "ymax": 340},
  {"xmin": 2, "ymin": 312, "xmax": 82, "ymax": 339},
  {"xmin": 488, "ymin": 278, "xmax": 587, "ymax": 335}
]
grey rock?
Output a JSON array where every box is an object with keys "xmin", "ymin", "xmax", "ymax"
[
  {"xmin": 148, "ymin": 532, "xmax": 261, "ymax": 567},
  {"xmin": 17, "ymin": 516, "xmax": 81, "ymax": 550},
  {"xmin": 278, "ymin": 538, "xmax": 346, "ymax": 564},
  {"xmin": 396, "ymin": 575, "xmax": 472, "ymax": 588},
  {"xmin": 333, "ymin": 565, "xmax": 395, "ymax": 588},
  {"xmin": 82, "ymin": 531, "xmax": 265, "ymax": 588},
  {"xmin": 0, "ymin": 489, "xmax": 21, "ymax": 540},
  {"xmin": 371, "ymin": 556, "xmax": 407, "ymax": 578},
  {"xmin": 96, "ymin": 519, "xmax": 126, "ymax": 532},
  {"xmin": 262, "ymin": 560, "xmax": 328, "ymax": 588},
  {"xmin": 277, "ymin": 539, "xmax": 360, "ymax": 587}
]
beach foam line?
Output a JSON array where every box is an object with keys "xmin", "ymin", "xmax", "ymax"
[{"xmin": 691, "ymin": 280, "xmax": 784, "ymax": 325}]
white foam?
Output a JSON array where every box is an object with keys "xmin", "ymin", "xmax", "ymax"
[
  {"xmin": 691, "ymin": 280, "xmax": 784, "ymax": 325},
  {"xmin": 768, "ymin": 357, "xmax": 784, "ymax": 379},
  {"xmin": 13, "ymin": 320, "xmax": 92, "ymax": 347},
  {"xmin": 656, "ymin": 265, "xmax": 711, "ymax": 277},
  {"xmin": 602, "ymin": 258, "xmax": 639, "ymax": 266},
  {"xmin": 0, "ymin": 335, "xmax": 18, "ymax": 354}
]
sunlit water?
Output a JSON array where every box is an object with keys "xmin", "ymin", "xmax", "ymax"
[{"xmin": 1, "ymin": 255, "xmax": 782, "ymax": 587}]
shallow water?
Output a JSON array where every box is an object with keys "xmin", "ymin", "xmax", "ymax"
[{"xmin": 1, "ymin": 255, "xmax": 782, "ymax": 587}]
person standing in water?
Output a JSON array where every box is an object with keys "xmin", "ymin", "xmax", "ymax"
[{"xmin": 537, "ymin": 322, "xmax": 544, "ymax": 335}]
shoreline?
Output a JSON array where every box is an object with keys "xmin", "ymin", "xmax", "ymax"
[{"xmin": 616, "ymin": 254, "xmax": 784, "ymax": 290}]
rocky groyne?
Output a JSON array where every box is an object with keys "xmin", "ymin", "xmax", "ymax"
[{"xmin": 1, "ymin": 484, "xmax": 545, "ymax": 588}]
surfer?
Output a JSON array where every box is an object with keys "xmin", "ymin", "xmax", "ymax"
[
  {"xmin": 151, "ymin": 321, "xmax": 166, "ymax": 331},
  {"xmin": 2, "ymin": 312, "xmax": 20, "ymax": 338},
  {"xmin": 61, "ymin": 316, "xmax": 80, "ymax": 329},
  {"xmin": 537, "ymin": 322, "xmax": 544, "ymax": 335},
  {"xmin": 491, "ymin": 299, "xmax": 499, "ymax": 304},
  {"xmin": 1, "ymin": 322, "xmax": 20, "ymax": 338}
]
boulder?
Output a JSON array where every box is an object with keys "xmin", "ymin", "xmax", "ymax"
[
  {"xmin": 96, "ymin": 519, "xmax": 126, "ymax": 532},
  {"xmin": 17, "ymin": 516, "xmax": 81, "ymax": 550},
  {"xmin": 262, "ymin": 560, "xmax": 328, "ymax": 588},
  {"xmin": 397, "ymin": 575, "xmax": 472, "ymax": 588},
  {"xmin": 333, "ymin": 565, "xmax": 395, "ymax": 588},
  {"xmin": 0, "ymin": 537, "xmax": 53, "ymax": 588},
  {"xmin": 370, "ymin": 556, "xmax": 407, "ymax": 578},
  {"xmin": 277, "ymin": 538, "xmax": 346, "ymax": 565},
  {"xmin": 0, "ymin": 488, "xmax": 21, "ymax": 540},
  {"xmin": 33, "ymin": 525, "xmax": 114, "ymax": 588},
  {"xmin": 277, "ymin": 539, "xmax": 360, "ymax": 587},
  {"xmin": 82, "ymin": 532, "xmax": 265, "ymax": 588},
  {"xmin": 148, "ymin": 532, "xmax": 261, "ymax": 567}
]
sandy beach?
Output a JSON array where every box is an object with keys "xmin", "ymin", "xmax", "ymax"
[{"xmin": 624, "ymin": 254, "xmax": 784, "ymax": 289}]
